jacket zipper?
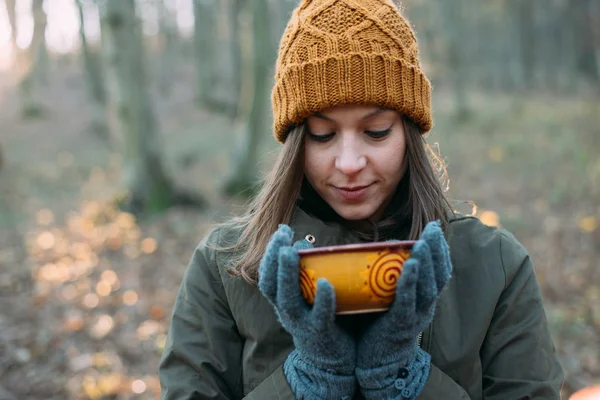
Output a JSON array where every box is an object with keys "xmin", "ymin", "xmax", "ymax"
[
  {"xmin": 417, "ymin": 315, "xmax": 435, "ymax": 353},
  {"xmin": 418, "ymin": 314, "xmax": 433, "ymax": 349}
]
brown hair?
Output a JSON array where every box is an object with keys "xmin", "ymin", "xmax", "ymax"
[
  {"xmin": 400, "ymin": 115, "xmax": 453, "ymax": 239},
  {"xmin": 222, "ymin": 116, "xmax": 453, "ymax": 285},
  {"xmin": 218, "ymin": 125, "xmax": 305, "ymax": 284}
]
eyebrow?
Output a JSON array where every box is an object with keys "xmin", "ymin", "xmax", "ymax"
[{"xmin": 312, "ymin": 108, "xmax": 387, "ymax": 122}]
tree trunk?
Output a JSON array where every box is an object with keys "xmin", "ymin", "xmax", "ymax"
[
  {"xmin": 192, "ymin": 0, "xmax": 217, "ymax": 108},
  {"xmin": 591, "ymin": 0, "xmax": 600, "ymax": 92},
  {"xmin": 157, "ymin": 0, "xmax": 178, "ymax": 96},
  {"xmin": 192, "ymin": 0, "xmax": 240, "ymax": 115},
  {"xmin": 4, "ymin": 0, "xmax": 18, "ymax": 54},
  {"xmin": 76, "ymin": 0, "xmax": 106, "ymax": 106},
  {"xmin": 559, "ymin": 1, "xmax": 579, "ymax": 93},
  {"xmin": 576, "ymin": 0, "xmax": 600, "ymax": 89},
  {"xmin": 471, "ymin": 12, "xmax": 487, "ymax": 89},
  {"xmin": 516, "ymin": 0, "xmax": 535, "ymax": 89},
  {"xmin": 100, "ymin": 0, "xmax": 176, "ymax": 214},
  {"xmin": 439, "ymin": 0, "xmax": 470, "ymax": 120},
  {"xmin": 539, "ymin": 2, "xmax": 560, "ymax": 91},
  {"xmin": 75, "ymin": 0, "xmax": 109, "ymax": 142},
  {"xmin": 222, "ymin": 0, "xmax": 243, "ymax": 117},
  {"xmin": 20, "ymin": 0, "xmax": 48, "ymax": 118},
  {"xmin": 500, "ymin": 0, "xmax": 522, "ymax": 91},
  {"xmin": 223, "ymin": 0, "xmax": 273, "ymax": 196},
  {"xmin": 33, "ymin": 0, "xmax": 49, "ymax": 82}
]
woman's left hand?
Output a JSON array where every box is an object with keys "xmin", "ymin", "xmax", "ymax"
[{"xmin": 355, "ymin": 221, "xmax": 452, "ymax": 399}]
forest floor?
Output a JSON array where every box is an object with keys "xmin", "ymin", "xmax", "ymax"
[{"xmin": 0, "ymin": 58, "xmax": 598, "ymax": 399}]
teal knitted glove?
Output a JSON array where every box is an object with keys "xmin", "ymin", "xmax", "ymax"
[
  {"xmin": 258, "ymin": 224, "xmax": 357, "ymax": 399},
  {"xmin": 356, "ymin": 221, "xmax": 452, "ymax": 400}
]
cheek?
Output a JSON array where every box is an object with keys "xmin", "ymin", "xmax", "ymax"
[
  {"xmin": 303, "ymin": 144, "xmax": 325, "ymax": 182},
  {"xmin": 376, "ymin": 142, "xmax": 406, "ymax": 180}
]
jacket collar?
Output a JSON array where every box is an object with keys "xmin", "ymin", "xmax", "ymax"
[
  {"xmin": 294, "ymin": 173, "xmax": 413, "ymax": 242},
  {"xmin": 289, "ymin": 206, "xmax": 361, "ymax": 247}
]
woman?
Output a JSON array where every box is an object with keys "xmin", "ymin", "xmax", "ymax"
[{"xmin": 159, "ymin": 0, "xmax": 564, "ymax": 399}]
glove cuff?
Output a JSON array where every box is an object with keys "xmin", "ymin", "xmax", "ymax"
[
  {"xmin": 283, "ymin": 350, "xmax": 357, "ymax": 400},
  {"xmin": 357, "ymin": 337, "xmax": 417, "ymax": 369},
  {"xmin": 295, "ymin": 338, "xmax": 356, "ymax": 375},
  {"xmin": 356, "ymin": 348, "xmax": 431, "ymax": 400}
]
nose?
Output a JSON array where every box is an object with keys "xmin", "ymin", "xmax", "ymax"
[{"xmin": 334, "ymin": 136, "xmax": 367, "ymax": 175}]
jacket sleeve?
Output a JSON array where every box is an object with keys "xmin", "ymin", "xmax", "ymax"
[
  {"xmin": 417, "ymin": 364, "xmax": 472, "ymax": 399},
  {"xmin": 159, "ymin": 231, "xmax": 245, "ymax": 400},
  {"xmin": 242, "ymin": 366, "xmax": 296, "ymax": 400},
  {"xmin": 479, "ymin": 231, "xmax": 563, "ymax": 399}
]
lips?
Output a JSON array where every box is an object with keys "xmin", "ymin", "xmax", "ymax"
[
  {"xmin": 338, "ymin": 185, "xmax": 369, "ymax": 192},
  {"xmin": 334, "ymin": 184, "xmax": 372, "ymax": 201}
]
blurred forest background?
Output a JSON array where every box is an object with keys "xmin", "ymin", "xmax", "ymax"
[{"xmin": 0, "ymin": 0, "xmax": 598, "ymax": 398}]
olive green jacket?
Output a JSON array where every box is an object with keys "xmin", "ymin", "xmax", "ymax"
[{"xmin": 159, "ymin": 208, "xmax": 564, "ymax": 399}]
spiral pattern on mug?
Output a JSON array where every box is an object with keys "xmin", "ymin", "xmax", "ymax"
[
  {"xmin": 299, "ymin": 266, "xmax": 316, "ymax": 304},
  {"xmin": 369, "ymin": 251, "xmax": 408, "ymax": 298}
]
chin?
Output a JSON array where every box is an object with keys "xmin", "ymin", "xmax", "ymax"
[{"xmin": 333, "ymin": 205, "xmax": 377, "ymax": 221}]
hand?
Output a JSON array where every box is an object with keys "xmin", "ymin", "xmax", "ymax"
[
  {"xmin": 258, "ymin": 224, "xmax": 356, "ymax": 374},
  {"xmin": 356, "ymin": 221, "xmax": 452, "ymax": 399}
]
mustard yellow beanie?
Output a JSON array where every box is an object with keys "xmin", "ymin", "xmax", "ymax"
[{"xmin": 271, "ymin": 0, "xmax": 432, "ymax": 143}]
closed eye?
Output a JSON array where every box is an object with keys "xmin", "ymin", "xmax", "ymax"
[
  {"xmin": 365, "ymin": 128, "xmax": 392, "ymax": 139},
  {"xmin": 307, "ymin": 132, "xmax": 335, "ymax": 142}
]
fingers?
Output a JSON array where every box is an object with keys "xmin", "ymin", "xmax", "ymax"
[
  {"xmin": 293, "ymin": 239, "xmax": 313, "ymax": 251},
  {"xmin": 258, "ymin": 225, "xmax": 294, "ymax": 303},
  {"xmin": 310, "ymin": 278, "xmax": 337, "ymax": 332},
  {"xmin": 412, "ymin": 240, "xmax": 438, "ymax": 314},
  {"xmin": 421, "ymin": 221, "xmax": 453, "ymax": 292},
  {"xmin": 276, "ymin": 246, "xmax": 307, "ymax": 322},
  {"xmin": 391, "ymin": 257, "xmax": 419, "ymax": 319},
  {"xmin": 276, "ymin": 224, "xmax": 294, "ymax": 242}
]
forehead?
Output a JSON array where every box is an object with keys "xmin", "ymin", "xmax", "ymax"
[{"xmin": 310, "ymin": 104, "xmax": 395, "ymax": 123}]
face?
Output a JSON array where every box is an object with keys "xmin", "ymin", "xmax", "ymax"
[{"xmin": 304, "ymin": 104, "xmax": 407, "ymax": 222}]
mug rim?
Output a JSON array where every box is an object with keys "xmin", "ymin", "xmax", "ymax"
[{"xmin": 297, "ymin": 240, "xmax": 415, "ymax": 256}]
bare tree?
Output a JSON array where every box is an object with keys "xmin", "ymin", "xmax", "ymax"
[
  {"xmin": 19, "ymin": 0, "xmax": 48, "ymax": 118},
  {"xmin": 157, "ymin": 0, "xmax": 178, "ymax": 95},
  {"xmin": 100, "ymin": 0, "xmax": 203, "ymax": 214},
  {"xmin": 192, "ymin": 0, "xmax": 217, "ymax": 108},
  {"xmin": 223, "ymin": 0, "xmax": 273, "ymax": 196},
  {"xmin": 3, "ymin": 0, "xmax": 18, "ymax": 55},
  {"xmin": 591, "ymin": 0, "xmax": 600, "ymax": 91},
  {"xmin": 221, "ymin": 0, "xmax": 243, "ymax": 117},
  {"xmin": 438, "ymin": 0, "xmax": 471, "ymax": 120},
  {"xmin": 574, "ymin": 0, "xmax": 600, "ymax": 89},
  {"xmin": 192, "ymin": 0, "xmax": 243, "ymax": 116},
  {"xmin": 75, "ymin": 0, "xmax": 108, "ymax": 142}
]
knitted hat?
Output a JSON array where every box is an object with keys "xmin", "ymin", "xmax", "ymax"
[{"xmin": 271, "ymin": 0, "xmax": 432, "ymax": 143}]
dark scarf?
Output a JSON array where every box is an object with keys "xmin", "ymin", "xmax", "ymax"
[{"xmin": 296, "ymin": 172, "xmax": 413, "ymax": 242}]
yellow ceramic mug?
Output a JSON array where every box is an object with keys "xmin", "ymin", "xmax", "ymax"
[{"xmin": 297, "ymin": 241, "xmax": 414, "ymax": 314}]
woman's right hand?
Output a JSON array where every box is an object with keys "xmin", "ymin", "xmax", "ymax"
[{"xmin": 258, "ymin": 224, "xmax": 357, "ymax": 398}]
